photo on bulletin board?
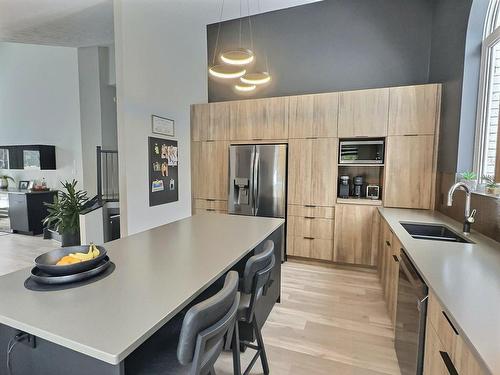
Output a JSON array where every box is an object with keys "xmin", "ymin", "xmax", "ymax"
[{"xmin": 149, "ymin": 136, "xmax": 178, "ymax": 207}]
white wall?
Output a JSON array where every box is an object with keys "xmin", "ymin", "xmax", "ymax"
[
  {"xmin": 113, "ymin": 0, "xmax": 323, "ymax": 235},
  {"xmin": 0, "ymin": 42, "xmax": 83, "ymax": 189}
]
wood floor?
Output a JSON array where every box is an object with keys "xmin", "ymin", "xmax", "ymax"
[
  {"xmin": 215, "ymin": 260, "xmax": 401, "ymax": 374},
  {"xmin": 0, "ymin": 235, "xmax": 401, "ymax": 374}
]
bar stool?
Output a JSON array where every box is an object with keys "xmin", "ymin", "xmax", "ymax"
[
  {"xmin": 233, "ymin": 240, "xmax": 275, "ymax": 375},
  {"xmin": 126, "ymin": 271, "xmax": 240, "ymax": 375}
]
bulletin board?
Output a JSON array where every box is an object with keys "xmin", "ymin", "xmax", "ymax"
[{"xmin": 148, "ymin": 137, "xmax": 178, "ymax": 207}]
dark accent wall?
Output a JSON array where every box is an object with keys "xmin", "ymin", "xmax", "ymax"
[{"xmin": 207, "ymin": 0, "xmax": 434, "ymax": 102}]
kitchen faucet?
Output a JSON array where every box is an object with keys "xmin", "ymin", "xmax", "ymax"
[{"xmin": 447, "ymin": 182, "xmax": 477, "ymax": 234}]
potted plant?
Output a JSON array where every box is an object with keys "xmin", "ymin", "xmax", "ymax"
[
  {"xmin": 482, "ymin": 175, "xmax": 500, "ymax": 196},
  {"xmin": 43, "ymin": 180, "xmax": 88, "ymax": 247},
  {"xmin": 0, "ymin": 175, "xmax": 14, "ymax": 190},
  {"xmin": 460, "ymin": 171, "xmax": 478, "ymax": 191}
]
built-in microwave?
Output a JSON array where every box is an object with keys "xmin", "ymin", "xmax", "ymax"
[{"xmin": 339, "ymin": 139, "xmax": 384, "ymax": 164}]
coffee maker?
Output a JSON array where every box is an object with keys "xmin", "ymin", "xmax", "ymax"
[
  {"xmin": 339, "ymin": 175, "xmax": 350, "ymax": 198},
  {"xmin": 353, "ymin": 176, "xmax": 364, "ymax": 198}
]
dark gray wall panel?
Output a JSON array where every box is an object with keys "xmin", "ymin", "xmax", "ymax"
[{"xmin": 207, "ymin": 0, "xmax": 434, "ymax": 102}]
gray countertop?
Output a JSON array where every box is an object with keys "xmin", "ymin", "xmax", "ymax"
[
  {"xmin": 378, "ymin": 208, "xmax": 500, "ymax": 375},
  {"xmin": 1, "ymin": 188, "xmax": 56, "ymax": 195},
  {"xmin": 0, "ymin": 214, "xmax": 284, "ymax": 365}
]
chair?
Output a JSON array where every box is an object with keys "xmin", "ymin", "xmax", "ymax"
[
  {"xmin": 233, "ymin": 240, "xmax": 275, "ymax": 375},
  {"xmin": 126, "ymin": 271, "xmax": 240, "ymax": 375}
]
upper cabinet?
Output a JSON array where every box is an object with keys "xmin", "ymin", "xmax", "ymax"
[
  {"xmin": 191, "ymin": 141, "xmax": 228, "ymax": 200},
  {"xmin": 229, "ymin": 97, "xmax": 289, "ymax": 140},
  {"xmin": 388, "ymin": 84, "xmax": 440, "ymax": 136},
  {"xmin": 288, "ymin": 93, "xmax": 338, "ymax": 138},
  {"xmin": 191, "ymin": 102, "xmax": 230, "ymax": 141},
  {"xmin": 338, "ymin": 88, "xmax": 389, "ymax": 137},
  {"xmin": 384, "ymin": 135, "xmax": 436, "ymax": 209},
  {"xmin": 0, "ymin": 145, "xmax": 56, "ymax": 170},
  {"xmin": 288, "ymin": 138, "xmax": 337, "ymax": 207}
]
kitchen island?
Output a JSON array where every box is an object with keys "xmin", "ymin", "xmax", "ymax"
[{"xmin": 0, "ymin": 214, "xmax": 284, "ymax": 374}]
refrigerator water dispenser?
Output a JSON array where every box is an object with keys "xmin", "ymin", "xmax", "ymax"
[{"xmin": 233, "ymin": 177, "xmax": 249, "ymax": 205}]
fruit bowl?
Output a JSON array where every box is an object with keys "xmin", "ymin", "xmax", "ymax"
[{"xmin": 34, "ymin": 245, "xmax": 107, "ymax": 276}]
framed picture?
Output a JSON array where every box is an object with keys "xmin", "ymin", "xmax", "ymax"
[
  {"xmin": 152, "ymin": 115, "xmax": 174, "ymax": 137},
  {"xmin": 19, "ymin": 181, "xmax": 30, "ymax": 190}
]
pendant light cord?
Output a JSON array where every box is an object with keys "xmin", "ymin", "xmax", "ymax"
[
  {"xmin": 257, "ymin": 0, "xmax": 270, "ymax": 73},
  {"xmin": 247, "ymin": 0, "xmax": 254, "ymax": 51},
  {"xmin": 239, "ymin": 0, "xmax": 243, "ymax": 47},
  {"xmin": 213, "ymin": 0, "xmax": 226, "ymax": 65}
]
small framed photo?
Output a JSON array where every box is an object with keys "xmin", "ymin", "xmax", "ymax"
[
  {"xmin": 152, "ymin": 115, "xmax": 174, "ymax": 137},
  {"xmin": 19, "ymin": 181, "xmax": 30, "ymax": 190}
]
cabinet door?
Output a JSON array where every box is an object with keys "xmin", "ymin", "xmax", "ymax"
[
  {"xmin": 196, "ymin": 141, "xmax": 228, "ymax": 200},
  {"xmin": 229, "ymin": 97, "xmax": 288, "ymax": 140},
  {"xmin": 287, "ymin": 139, "xmax": 313, "ymax": 205},
  {"xmin": 338, "ymin": 88, "xmax": 389, "ymax": 137},
  {"xmin": 424, "ymin": 324, "xmax": 451, "ymax": 375},
  {"xmin": 378, "ymin": 217, "xmax": 393, "ymax": 290},
  {"xmin": 384, "ymin": 135, "xmax": 435, "ymax": 209},
  {"xmin": 8, "ymin": 193, "xmax": 29, "ymax": 232},
  {"xmin": 388, "ymin": 84, "xmax": 439, "ymax": 136},
  {"xmin": 311, "ymin": 138, "xmax": 338, "ymax": 206},
  {"xmin": 191, "ymin": 142, "xmax": 201, "ymax": 199},
  {"xmin": 288, "ymin": 93, "xmax": 338, "ymax": 138},
  {"xmin": 207, "ymin": 102, "xmax": 230, "ymax": 140},
  {"xmin": 385, "ymin": 236, "xmax": 401, "ymax": 325},
  {"xmin": 333, "ymin": 204, "xmax": 379, "ymax": 266},
  {"xmin": 191, "ymin": 104, "xmax": 209, "ymax": 141}
]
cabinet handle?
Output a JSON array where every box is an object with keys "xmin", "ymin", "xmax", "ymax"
[
  {"xmin": 303, "ymin": 236, "xmax": 314, "ymax": 240},
  {"xmin": 304, "ymin": 216, "xmax": 315, "ymax": 219},
  {"xmin": 385, "ymin": 240, "xmax": 391, "ymax": 247},
  {"xmin": 439, "ymin": 351, "xmax": 459, "ymax": 375},
  {"xmin": 206, "ymin": 208, "xmax": 216, "ymax": 212},
  {"xmin": 304, "ymin": 205, "xmax": 316, "ymax": 208},
  {"xmin": 206, "ymin": 199, "xmax": 215, "ymax": 202},
  {"xmin": 442, "ymin": 311, "xmax": 459, "ymax": 335},
  {"xmin": 253, "ymin": 138, "xmax": 263, "ymax": 141},
  {"xmin": 392, "ymin": 255, "xmax": 399, "ymax": 262},
  {"xmin": 305, "ymin": 137, "xmax": 318, "ymax": 139},
  {"xmin": 403, "ymin": 134, "xmax": 419, "ymax": 137}
]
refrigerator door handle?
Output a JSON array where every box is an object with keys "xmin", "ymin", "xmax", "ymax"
[{"xmin": 253, "ymin": 150, "xmax": 260, "ymax": 216}]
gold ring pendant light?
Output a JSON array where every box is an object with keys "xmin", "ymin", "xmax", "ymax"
[{"xmin": 208, "ymin": 0, "xmax": 271, "ymax": 93}]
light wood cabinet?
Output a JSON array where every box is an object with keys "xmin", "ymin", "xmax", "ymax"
[
  {"xmin": 384, "ymin": 135, "xmax": 435, "ymax": 209},
  {"xmin": 338, "ymin": 88, "xmax": 389, "ymax": 137},
  {"xmin": 378, "ymin": 217, "xmax": 393, "ymax": 288},
  {"xmin": 388, "ymin": 84, "xmax": 440, "ymax": 136},
  {"xmin": 333, "ymin": 204, "xmax": 380, "ymax": 266},
  {"xmin": 288, "ymin": 138, "xmax": 337, "ymax": 206},
  {"xmin": 425, "ymin": 291, "xmax": 487, "ymax": 375},
  {"xmin": 193, "ymin": 199, "xmax": 227, "ymax": 215},
  {"xmin": 288, "ymin": 93, "xmax": 338, "ymax": 138},
  {"xmin": 191, "ymin": 141, "xmax": 228, "ymax": 200},
  {"xmin": 191, "ymin": 103, "xmax": 230, "ymax": 141},
  {"xmin": 384, "ymin": 235, "xmax": 400, "ymax": 325},
  {"xmin": 229, "ymin": 97, "xmax": 289, "ymax": 140}
]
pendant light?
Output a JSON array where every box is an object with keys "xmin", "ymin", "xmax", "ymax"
[
  {"xmin": 234, "ymin": 83, "xmax": 256, "ymax": 92},
  {"xmin": 240, "ymin": 71, "xmax": 271, "ymax": 85},
  {"xmin": 209, "ymin": 65, "xmax": 246, "ymax": 79},
  {"xmin": 220, "ymin": 48, "xmax": 254, "ymax": 65}
]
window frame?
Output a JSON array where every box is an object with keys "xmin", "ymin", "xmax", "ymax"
[{"xmin": 474, "ymin": 0, "xmax": 500, "ymax": 181}]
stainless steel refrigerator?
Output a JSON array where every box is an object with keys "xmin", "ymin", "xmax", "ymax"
[{"xmin": 228, "ymin": 144, "xmax": 287, "ymax": 219}]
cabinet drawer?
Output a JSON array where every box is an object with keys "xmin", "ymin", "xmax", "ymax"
[
  {"xmin": 194, "ymin": 209, "xmax": 227, "ymax": 215},
  {"xmin": 287, "ymin": 216, "xmax": 334, "ymax": 239},
  {"xmin": 288, "ymin": 236, "xmax": 333, "ymax": 261},
  {"xmin": 287, "ymin": 205, "xmax": 334, "ymax": 219},
  {"xmin": 193, "ymin": 199, "xmax": 227, "ymax": 211}
]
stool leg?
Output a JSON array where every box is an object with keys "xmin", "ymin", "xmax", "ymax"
[
  {"xmin": 253, "ymin": 319, "xmax": 269, "ymax": 375},
  {"xmin": 231, "ymin": 321, "xmax": 242, "ymax": 375},
  {"xmin": 209, "ymin": 365, "xmax": 216, "ymax": 375}
]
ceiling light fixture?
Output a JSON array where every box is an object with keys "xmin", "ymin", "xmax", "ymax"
[
  {"xmin": 234, "ymin": 83, "xmax": 257, "ymax": 92},
  {"xmin": 240, "ymin": 71, "xmax": 271, "ymax": 85},
  {"xmin": 209, "ymin": 65, "xmax": 246, "ymax": 79}
]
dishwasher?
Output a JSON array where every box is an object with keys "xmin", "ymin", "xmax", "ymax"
[{"xmin": 395, "ymin": 249, "xmax": 428, "ymax": 375}]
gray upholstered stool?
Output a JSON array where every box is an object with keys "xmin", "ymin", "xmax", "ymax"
[
  {"xmin": 126, "ymin": 271, "xmax": 240, "ymax": 375},
  {"xmin": 233, "ymin": 240, "xmax": 275, "ymax": 375}
]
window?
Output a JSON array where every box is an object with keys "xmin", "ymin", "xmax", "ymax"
[{"xmin": 476, "ymin": 0, "xmax": 500, "ymax": 181}]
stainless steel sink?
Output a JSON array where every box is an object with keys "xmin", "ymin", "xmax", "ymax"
[{"xmin": 400, "ymin": 222, "xmax": 474, "ymax": 244}]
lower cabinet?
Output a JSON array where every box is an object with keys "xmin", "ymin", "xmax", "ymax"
[
  {"xmin": 424, "ymin": 291, "xmax": 486, "ymax": 375},
  {"xmin": 192, "ymin": 199, "xmax": 227, "ymax": 215},
  {"xmin": 287, "ymin": 205, "xmax": 334, "ymax": 261},
  {"xmin": 379, "ymin": 215, "xmax": 401, "ymax": 326},
  {"xmin": 333, "ymin": 204, "xmax": 379, "ymax": 266},
  {"xmin": 8, "ymin": 191, "xmax": 57, "ymax": 235}
]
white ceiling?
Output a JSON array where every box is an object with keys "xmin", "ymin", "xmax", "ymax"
[
  {"xmin": 0, "ymin": 0, "xmax": 114, "ymax": 47},
  {"xmin": 0, "ymin": 0, "xmax": 321, "ymax": 48}
]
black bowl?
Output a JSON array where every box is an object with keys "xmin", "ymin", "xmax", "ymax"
[{"xmin": 34, "ymin": 245, "xmax": 107, "ymax": 276}]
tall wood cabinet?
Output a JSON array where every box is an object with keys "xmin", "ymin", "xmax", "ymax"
[
  {"xmin": 288, "ymin": 93, "xmax": 338, "ymax": 138},
  {"xmin": 333, "ymin": 204, "xmax": 380, "ymax": 266},
  {"xmin": 191, "ymin": 141, "xmax": 228, "ymax": 201},
  {"xmin": 288, "ymin": 138, "xmax": 338, "ymax": 207},
  {"xmin": 191, "ymin": 102, "xmax": 230, "ymax": 141}
]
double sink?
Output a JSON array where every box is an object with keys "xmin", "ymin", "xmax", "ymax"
[{"xmin": 401, "ymin": 222, "xmax": 473, "ymax": 244}]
